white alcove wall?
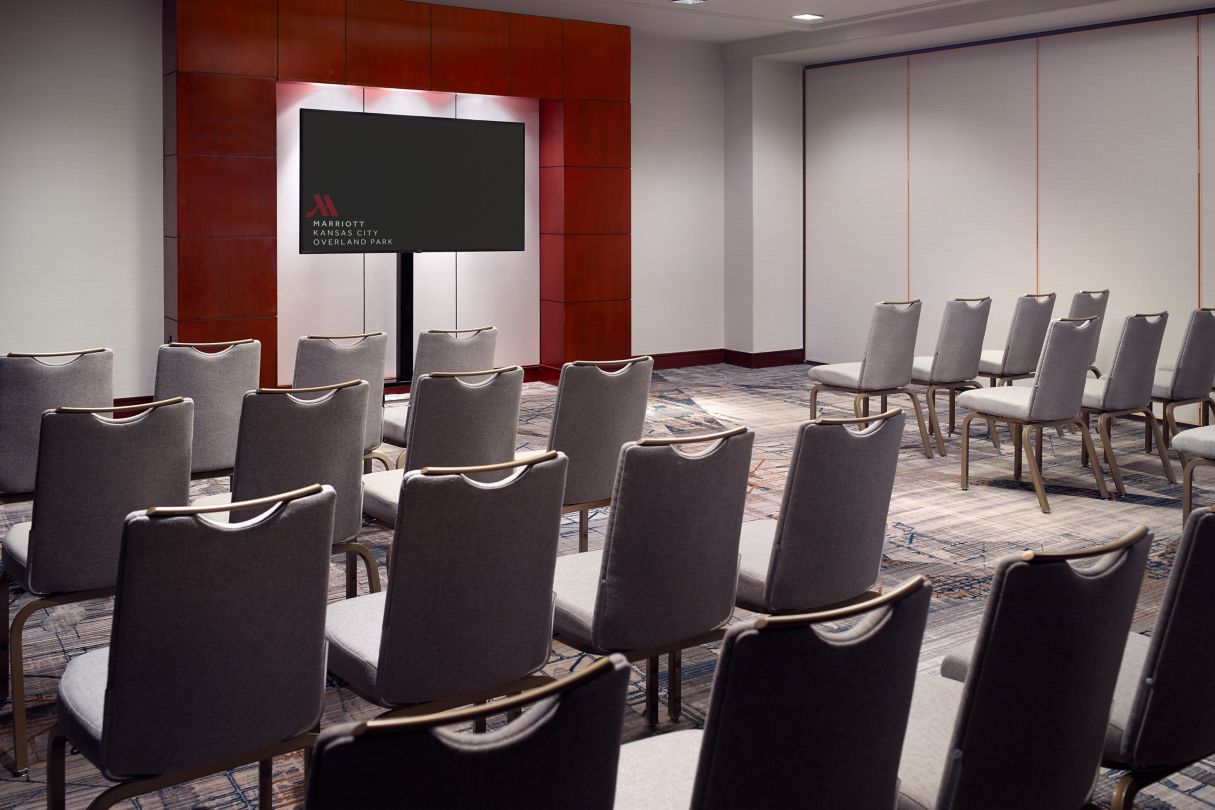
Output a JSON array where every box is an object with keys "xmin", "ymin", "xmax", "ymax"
[{"xmin": 276, "ymin": 83, "xmax": 540, "ymax": 384}]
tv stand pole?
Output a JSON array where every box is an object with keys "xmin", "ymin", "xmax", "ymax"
[{"xmin": 396, "ymin": 251, "xmax": 414, "ymax": 384}]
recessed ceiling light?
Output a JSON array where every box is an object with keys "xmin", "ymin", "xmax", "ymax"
[
  {"xmin": 792, "ymin": 13, "xmax": 824, "ymax": 21},
  {"xmin": 671, "ymin": 0, "xmax": 707, "ymax": 5}
]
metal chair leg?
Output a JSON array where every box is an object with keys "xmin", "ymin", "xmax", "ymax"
[
  {"xmin": 899, "ymin": 388, "xmax": 934, "ymax": 459},
  {"xmin": 258, "ymin": 757, "xmax": 274, "ymax": 810},
  {"xmin": 1182, "ymin": 457, "xmax": 1211, "ymax": 523},
  {"xmin": 9, "ymin": 596, "xmax": 52, "ymax": 776},
  {"xmin": 809, "ymin": 385, "xmax": 821, "ymax": 417},
  {"xmin": 645, "ymin": 656, "xmax": 660, "ymax": 728},
  {"xmin": 335, "ymin": 543, "xmax": 381, "ymax": 598},
  {"xmin": 1012, "ymin": 424, "xmax": 1023, "ymax": 480},
  {"xmin": 948, "ymin": 389, "xmax": 957, "ymax": 434},
  {"xmin": 960, "ymin": 413, "xmax": 977, "ymax": 490},
  {"xmin": 926, "ymin": 387, "xmax": 946, "ymax": 457},
  {"xmin": 578, "ymin": 508, "xmax": 589, "ymax": 553},
  {"xmin": 48, "ymin": 728, "xmax": 67, "ymax": 810},
  {"xmin": 667, "ymin": 649, "xmax": 682, "ymax": 722},
  {"xmin": 1075, "ymin": 419, "xmax": 1110, "ymax": 500},
  {"xmin": 1098, "ymin": 414, "xmax": 1126, "ymax": 496},
  {"xmin": 986, "ymin": 416, "xmax": 1002, "ymax": 449},
  {"xmin": 1022, "ymin": 425, "xmax": 1051, "ymax": 513},
  {"xmin": 1145, "ymin": 410, "xmax": 1176, "ymax": 483}
]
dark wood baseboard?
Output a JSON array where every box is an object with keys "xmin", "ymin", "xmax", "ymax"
[
  {"xmin": 650, "ymin": 350, "xmax": 725, "ymax": 370},
  {"xmin": 723, "ymin": 348, "xmax": 805, "ymax": 369}
]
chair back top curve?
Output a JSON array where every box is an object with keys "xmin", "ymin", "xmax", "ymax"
[
  {"xmin": 1025, "ymin": 317, "xmax": 1102, "ymax": 422},
  {"xmin": 1120, "ymin": 509, "xmax": 1215, "ymax": 770},
  {"xmin": 592, "ymin": 428, "xmax": 755, "ymax": 652},
  {"xmin": 692, "ymin": 578, "xmax": 932, "ymax": 810},
  {"xmin": 942, "ymin": 528, "xmax": 1152, "ymax": 810},
  {"xmin": 927, "ymin": 298, "xmax": 991, "ymax": 383},
  {"xmin": 403, "ymin": 367, "xmax": 523, "ymax": 475},
  {"xmin": 0, "ymin": 347, "xmax": 113, "ymax": 494},
  {"xmin": 404, "ymin": 327, "xmax": 498, "ymax": 440},
  {"xmin": 293, "ymin": 333, "xmax": 387, "ymax": 453},
  {"xmin": 1067, "ymin": 290, "xmax": 1110, "ymax": 367},
  {"xmin": 548, "ymin": 357, "xmax": 654, "ymax": 506},
  {"xmin": 26, "ymin": 398, "xmax": 193, "ymax": 594},
  {"xmin": 230, "ymin": 381, "xmax": 368, "ymax": 543},
  {"xmin": 997, "ymin": 293, "xmax": 1056, "ymax": 376},
  {"xmin": 1165, "ymin": 308, "xmax": 1215, "ymax": 401},
  {"xmin": 857, "ymin": 300, "xmax": 921, "ymax": 390},
  {"xmin": 305, "ymin": 654, "xmax": 630, "ymax": 810},
  {"xmin": 1097, "ymin": 313, "xmax": 1168, "ymax": 412},
  {"xmin": 764, "ymin": 409, "xmax": 905, "ymax": 612},
  {"xmin": 376, "ymin": 452, "xmax": 569, "ymax": 706},
  {"xmin": 98, "ymin": 485, "xmax": 336, "ymax": 780},
  {"xmin": 154, "ymin": 340, "xmax": 260, "ymax": 473}
]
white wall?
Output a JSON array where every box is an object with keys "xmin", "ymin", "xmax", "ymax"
[
  {"xmin": 0, "ymin": 0, "xmax": 163, "ymax": 397},
  {"xmin": 631, "ymin": 34, "xmax": 725, "ymax": 355}
]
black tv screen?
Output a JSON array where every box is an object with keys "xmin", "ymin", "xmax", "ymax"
[{"xmin": 299, "ymin": 109, "xmax": 524, "ymax": 254}]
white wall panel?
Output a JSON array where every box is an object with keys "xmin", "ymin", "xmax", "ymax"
[
  {"xmin": 1201, "ymin": 16, "xmax": 1215, "ymax": 312},
  {"xmin": 908, "ymin": 41, "xmax": 1037, "ymax": 358},
  {"xmin": 1039, "ymin": 20, "xmax": 1197, "ymax": 375},
  {"xmin": 805, "ymin": 58, "xmax": 908, "ymax": 363}
]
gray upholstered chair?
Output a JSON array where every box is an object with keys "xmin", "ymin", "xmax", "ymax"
[
  {"xmin": 551, "ymin": 427, "xmax": 755, "ymax": 727},
  {"xmin": 1173, "ymin": 427, "xmax": 1215, "ymax": 521},
  {"xmin": 306, "ymin": 653, "xmax": 630, "ymax": 810},
  {"xmin": 191, "ymin": 380, "xmax": 379, "ymax": 597},
  {"xmin": 549, "ymin": 357, "xmax": 653, "ymax": 552},
  {"xmin": 1068, "ymin": 289, "xmax": 1110, "ymax": 377},
  {"xmin": 910, "ymin": 297, "xmax": 992, "ymax": 455},
  {"xmin": 362, "ymin": 366, "xmax": 524, "ymax": 527},
  {"xmin": 808, "ymin": 300, "xmax": 933, "ymax": 458},
  {"xmin": 1079, "ymin": 313, "xmax": 1172, "ymax": 495},
  {"xmin": 939, "ymin": 510, "xmax": 1215, "ymax": 810},
  {"xmin": 46, "ymin": 484, "xmax": 336, "ymax": 810},
  {"xmin": 978, "ymin": 292, "xmax": 1056, "ymax": 385},
  {"xmin": 0, "ymin": 347, "xmax": 113, "ymax": 498},
  {"xmin": 382, "ymin": 326, "xmax": 498, "ymax": 448},
  {"xmin": 736, "ymin": 408, "xmax": 904, "ymax": 614},
  {"xmin": 614, "ymin": 577, "xmax": 932, "ymax": 810},
  {"xmin": 956, "ymin": 317, "xmax": 1107, "ymax": 513},
  {"xmin": 154, "ymin": 338, "xmax": 260, "ymax": 475},
  {"xmin": 326, "ymin": 451, "xmax": 567, "ymax": 714},
  {"xmin": 294, "ymin": 332, "xmax": 390, "ymax": 470},
  {"xmin": 1, "ymin": 397, "xmax": 192, "ymax": 775},
  {"xmin": 1147, "ymin": 308, "xmax": 1215, "ymax": 448},
  {"xmin": 897, "ymin": 526, "xmax": 1152, "ymax": 810}
]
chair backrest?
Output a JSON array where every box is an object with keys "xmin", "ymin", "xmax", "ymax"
[
  {"xmin": 857, "ymin": 300, "xmax": 921, "ymax": 390},
  {"xmin": 591, "ymin": 427, "xmax": 755, "ymax": 652},
  {"xmin": 1067, "ymin": 289, "xmax": 1110, "ymax": 367},
  {"xmin": 927, "ymin": 298, "xmax": 991, "ymax": 383},
  {"xmin": 1119, "ymin": 508, "xmax": 1215, "ymax": 770},
  {"xmin": 229, "ymin": 381, "xmax": 367, "ymax": 543},
  {"xmin": 154, "ymin": 339, "xmax": 261, "ymax": 473},
  {"xmin": 376, "ymin": 452, "xmax": 568, "ymax": 705},
  {"xmin": 1025, "ymin": 317, "xmax": 1102, "ymax": 422},
  {"xmin": 0, "ymin": 347, "xmax": 113, "ymax": 494},
  {"xmin": 27, "ymin": 398, "xmax": 192, "ymax": 594},
  {"xmin": 997, "ymin": 293, "xmax": 1056, "ymax": 376},
  {"xmin": 294, "ymin": 332, "xmax": 387, "ymax": 453},
  {"xmin": 762, "ymin": 409, "xmax": 905, "ymax": 612},
  {"xmin": 548, "ymin": 357, "xmax": 654, "ymax": 506},
  {"xmin": 691, "ymin": 578, "xmax": 932, "ymax": 810},
  {"xmin": 404, "ymin": 327, "xmax": 499, "ymax": 441},
  {"xmin": 98, "ymin": 484, "xmax": 336, "ymax": 779},
  {"xmin": 941, "ymin": 527, "xmax": 1152, "ymax": 810},
  {"xmin": 1164, "ymin": 308, "xmax": 1215, "ymax": 401},
  {"xmin": 403, "ymin": 367, "xmax": 523, "ymax": 475},
  {"xmin": 306, "ymin": 654, "xmax": 630, "ymax": 810},
  {"xmin": 1095, "ymin": 313, "xmax": 1167, "ymax": 412}
]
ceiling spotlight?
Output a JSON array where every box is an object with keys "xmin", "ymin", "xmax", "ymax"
[
  {"xmin": 792, "ymin": 13, "xmax": 824, "ymax": 21},
  {"xmin": 671, "ymin": 0, "xmax": 707, "ymax": 5}
]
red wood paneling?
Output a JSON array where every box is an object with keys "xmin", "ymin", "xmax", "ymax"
[
  {"xmin": 177, "ymin": 155, "xmax": 276, "ymax": 237},
  {"xmin": 562, "ymin": 20, "xmax": 629, "ymax": 102},
  {"xmin": 541, "ymin": 300, "xmax": 630, "ymax": 366},
  {"xmin": 175, "ymin": 0, "xmax": 278, "ymax": 77},
  {"xmin": 509, "ymin": 14, "xmax": 562, "ymax": 99},
  {"xmin": 541, "ymin": 234, "xmax": 630, "ymax": 302},
  {"xmin": 175, "ymin": 73, "xmax": 276, "ymax": 157},
  {"xmin": 174, "ymin": 238, "xmax": 278, "ymax": 320},
  {"xmin": 164, "ymin": 238, "xmax": 179, "ymax": 319},
  {"xmin": 431, "ymin": 6, "xmax": 509, "ymax": 95},
  {"xmin": 540, "ymin": 167, "xmax": 565, "ymax": 234},
  {"xmin": 163, "ymin": 74, "xmax": 177, "ymax": 155},
  {"xmin": 346, "ymin": 0, "xmax": 431, "ymax": 90},
  {"xmin": 541, "ymin": 168, "xmax": 630, "ymax": 235},
  {"xmin": 279, "ymin": 0, "xmax": 347, "ymax": 84},
  {"xmin": 164, "ymin": 156, "xmax": 178, "ymax": 237},
  {"xmin": 561, "ymin": 100, "xmax": 630, "ymax": 167},
  {"xmin": 539, "ymin": 100, "xmax": 564, "ymax": 167},
  {"xmin": 168, "ymin": 317, "xmax": 279, "ymax": 385}
]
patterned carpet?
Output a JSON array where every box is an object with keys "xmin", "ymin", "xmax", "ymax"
[{"xmin": 1, "ymin": 363, "xmax": 1211, "ymax": 808}]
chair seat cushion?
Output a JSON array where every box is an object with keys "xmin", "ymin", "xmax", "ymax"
[
  {"xmin": 955, "ymin": 385, "xmax": 1034, "ymax": 420},
  {"xmin": 808, "ymin": 362, "xmax": 864, "ymax": 390},
  {"xmin": 189, "ymin": 492, "xmax": 232, "ymax": 524},
  {"xmin": 910, "ymin": 356, "xmax": 934, "ymax": 383},
  {"xmin": 58, "ymin": 646, "xmax": 109, "ymax": 774},
  {"xmin": 735, "ymin": 520, "xmax": 776, "ymax": 612},
  {"xmin": 362, "ymin": 469, "xmax": 404, "ymax": 527},
  {"xmin": 2, "ymin": 521, "xmax": 32, "ymax": 592},
  {"xmin": 977, "ymin": 349, "xmax": 1006, "ymax": 376},
  {"xmin": 897, "ymin": 674, "xmax": 965, "ymax": 810},
  {"xmin": 1173, "ymin": 426, "xmax": 1215, "ymax": 459},
  {"xmin": 551, "ymin": 550, "xmax": 604, "ymax": 652},
  {"xmin": 1081, "ymin": 378, "xmax": 1108, "ymax": 411},
  {"xmin": 613, "ymin": 729, "xmax": 703, "ymax": 810},
  {"xmin": 325, "ymin": 591, "xmax": 387, "ymax": 701},
  {"xmin": 382, "ymin": 405, "xmax": 408, "ymax": 447}
]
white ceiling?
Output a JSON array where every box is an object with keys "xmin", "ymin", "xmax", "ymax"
[{"xmin": 426, "ymin": 0, "xmax": 1208, "ymax": 62}]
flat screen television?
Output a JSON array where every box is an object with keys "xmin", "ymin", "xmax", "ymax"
[{"xmin": 299, "ymin": 108, "xmax": 525, "ymax": 254}]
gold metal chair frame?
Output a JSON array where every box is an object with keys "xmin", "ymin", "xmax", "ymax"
[
  {"xmin": 911, "ymin": 380, "xmax": 983, "ymax": 456},
  {"xmin": 426, "ymin": 325, "xmax": 494, "ymax": 335},
  {"xmin": 1079, "ymin": 406, "xmax": 1175, "ymax": 496},
  {"xmin": 1182, "ymin": 458, "xmax": 1215, "ymax": 523},
  {"xmin": 305, "ymin": 331, "xmax": 385, "ymax": 341},
  {"xmin": 1145, "ymin": 396, "xmax": 1215, "ymax": 456},
  {"xmin": 6, "ymin": 347, "xmax": 106, "ymax": 358},
  {"xmin": 809, "ymin": 385, "xmax": 933, "ymax": 459},
  {"xmin": 168, "ymin": 338, "xmax": 255, "ymax": 349},
  {"xmin": 1102, "ymin": 758, "xmax": 1205, "ymax": 810}
]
